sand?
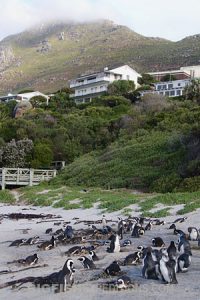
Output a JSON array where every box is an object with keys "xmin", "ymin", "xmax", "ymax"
[{"xmin": 0, "ymin": 203, "xmax": 200, "ymax": 300}]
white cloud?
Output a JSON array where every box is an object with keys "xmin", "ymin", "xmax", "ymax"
[{"xmin": 1, "ymin": 0, "xmax": 200, "ymax": 41}]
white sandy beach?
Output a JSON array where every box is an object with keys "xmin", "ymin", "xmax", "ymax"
[{"xmin": 0, "ymin": 203, "xmax": 200, "ymax": 300}]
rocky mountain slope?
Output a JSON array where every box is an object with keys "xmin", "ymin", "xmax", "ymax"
[{"xmin": 0, "ymin": 20, "xmax": 200, "ymax": 95}]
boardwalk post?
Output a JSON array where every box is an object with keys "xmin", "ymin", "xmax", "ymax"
[
  {"xmin": 29, "ymin": 169, "xmax": 33, "ymax": 186},
  {"xmin": 1, "ymin": 168, "xmax": 6, "ymax": 190}
]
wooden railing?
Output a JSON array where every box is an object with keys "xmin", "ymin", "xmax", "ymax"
[{"xmin": 0, "ymin": 168, "xmax": 57, "ymax": 190}]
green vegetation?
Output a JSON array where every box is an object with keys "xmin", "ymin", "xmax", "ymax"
[{"xmin": 0, "ymin": 190, "xmax": 15, "ymax": 204}]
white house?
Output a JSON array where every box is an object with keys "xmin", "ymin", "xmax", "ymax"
[
  {"xmin": 140, "ymin": 79, "xmax": 191, "ymax": 98},
  {"xmin": 69, "ymin": 65, "xmax": 141, "ymax": 103},
  {"xmin": 17, "ymin": 91, "xmax": 49, "ymax": 103}
]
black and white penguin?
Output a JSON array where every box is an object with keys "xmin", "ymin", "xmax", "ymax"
[
  {"xmin": 178, "ymin": 235, "xmax": 192, "ymax": 255},
  {"xmin": 89, "ymin": 250, "xmax": 99, "ymax": 261},
  {"xmin": 102, "ymin": 215, "xmax": 107, "ymax": 227},
  {"xmin": 102, "ymin": 275, "xmax": 132, "ymax": 290},
  {"xmin": 38, "ymin": 236, "xmax": 56, "ymax": 250},
  {"xmin": 117, "ymin": 217, "xmax": 126, "ymax": 240},
  {"xmin": 152, "ymin": 237, "xmax": 165, "ymax": 247},
  {"xmin": 153, "ymin": 219, "xmax": 165, "ymax": 225},
  {"xmin": 131, "ymin": 223, "xmax": 141, "ymax": 238},
  {"xmin": 188, "ymin": 227, "xmax": 199, "ymax": 241},
  {"xmin": 159, "ymin": 250, "xmax": 178, "ymax": 284},
  {"xmin": 7, "ymin": 253, "xmax": 39, "ymax": 266},
  {"xmin": 45, "ymin": 228, "xmax": 53, "ymax": 234},
  {"xmin": 167, "ymin": 241, "xmax": 177, "ymax": 259},
  {"xmin": 64, "ymin": 245, "xmax": 85, "ymax": 256},
  {"xmin": 107, "ymin": 234, "xmax": 120, "ymax": 253},
  {"xmin": 122, "ymin": 239, "xmax": 132, "ymax": 247},
  {"xmin": 178, "ymin": 251, "xmax": 192, "ymax": 272},
  {"xmin": 145, "ymin": 221, "xmax": 153, "ymax": 231},
  {"xmin": 169, "ymin": 224, "xmax": 186, "ymax": 236},
  {"xmin": 173, "ymin": 217, "xmax": 187, "ymax": 223},
  {"xmin": 9, "ymin": 238, "xmax": 26, "ymax": 247},
  {"xmin": 124, "ymin": 251, "xmax": 141, "ymax": 265},
  {"xmin": 34, "ymin": 259, "xmax": 75, "ymax": 292},
  {"xmin": 23, "ymin": 236, "xmax": 40, "ymax": 245},
  {"xmin": 142, "ymin": 247, "xmax": 158, "ymax": 280},
  {"xmin": 104, "ymin": 261, "xmax": 121, "ymax": 276},
  {"xmin": 64, "ymin": 225, "xmax": 74, "ymax": 239},
  {"xmin": 78, "ymin": 256, "xmax": 96, "ymax": 269}
]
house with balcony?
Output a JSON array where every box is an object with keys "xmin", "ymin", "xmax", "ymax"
[
  {"xmin": 140, "ymin": 79, "xmax": 191, "ymax": 98},
  {"xmin": 69, "ymin": 65, "xmax": 141, "ymax": 103}
]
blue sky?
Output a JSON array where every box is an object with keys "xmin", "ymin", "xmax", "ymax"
[{"xmin": 1, "ymin": 0, "xmax": 200, "ymax": 41}]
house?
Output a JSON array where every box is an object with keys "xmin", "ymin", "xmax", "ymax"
[
  {"xmin": 0, "ymin": 93, "xmax": 18, "ymax": 103},
  {"xmin": 140, "ymin": 79, "xmax": 191, "ymax": 98},
  {"xmin": 17, "ymin": 91, "xmax": 49, "ymax": 103},
  {"xmin": 69, "ymin": 65, "xmax": 141, "ymax": 104}
]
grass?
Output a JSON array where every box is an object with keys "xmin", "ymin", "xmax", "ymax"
[
  {"xmin": 1, "ymin": 184, "xmax": 200, "ymax": 216},
  {"xmin": 0, "ymin": 190, "xmax": 15, "ymax": 204}
]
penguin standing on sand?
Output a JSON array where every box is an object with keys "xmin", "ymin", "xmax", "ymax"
[
  {"xmin": 178, "ymin": 235, "xmax": 192, "ymax": 255},
  {"xmin": 131, "ymin": 223, "xmax": 141, "ymax": 238},
  {"xmin": 78, "ymin": 256, "xmax": 96, "ymax": 269},
  {"xmin": 167, "ymin": 241, "xmax": 177, "ymax": 259},
  {"xmin": 107, "ymin": 234, "xmax": 120, "ymax": 253},
  {"xmin": 142, "ymin": 247, "xmax": 158, "ymax": 280},
  {"xmin": 64, "ymin": 225, "xmax": 74, "ymax": 239},
  {"xmin": 188, "ymin": 227, "xmax": 199, "ymax": 241},
  {"xmin": 159, "ymin": 250, "xmax": 178, "ymax": 284}
]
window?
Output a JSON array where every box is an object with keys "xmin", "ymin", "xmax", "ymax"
[
  {"xmin": 178, "ymin": 83, "xmax": 181, "ymax": 86},
  {"xmin": 168, "ymin": 84, "xmax": 173, "ymax": 89},
  {"xmin": 87, "ymin": 76, "xmax": 96, "ymax": 81},
  {"xmin": 165, "ymin": 91, "xmax": 170, "ymax": 96},
  {"xmin": 100, "ymin": 86, "xmax": 103, "ymax": 91},
  {"xmin": 157, "ymin": 85, "xmax": 161, "ymax": 91},
  {"xmin": 170, "ymin": 90, "xmax": 175, "ymax": 96},
  {"xmin": 176, "ymin": 90, "xmax": 181, "ymax": 96}
]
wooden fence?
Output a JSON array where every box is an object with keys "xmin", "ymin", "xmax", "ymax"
[{"xmin": 0, "ymin": 168, "xmax": 57, "ymax": 190}]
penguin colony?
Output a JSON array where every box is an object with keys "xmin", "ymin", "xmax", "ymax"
[{"xmin": 3, "ymin": 214, "xmax": 200, "ymax": 293}]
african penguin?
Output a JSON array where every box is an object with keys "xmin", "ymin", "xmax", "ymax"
[
  {"xmin": 89, "ymin": 250, "xmax": 99, "ymax": 261},
  {"xmin": 152, "ymin": 237, "xmax": 165, "ymax": 247},
  {"xmin": 9, "ymin": 238, "xmax": 26, "ymax": 247},
  {"xmin": 78, "ymin": 256, "xmax": 96, "ymax": 269},
  {"xmin": 159, "ymin": 250, "xmax": 178, "ymax": 284},
  {"xmin": 142, "ymin": 247, "xmax": 158, "ymax": 280},
  {"xmin": 188, "ymin": 227, "xmax": 199, "ymax": 241},
  {"xmin": 123, "ymin": 251, "xmax": 141, "ymax": 265},
  {"xmin": 104, "ymin": 261, "xmax": 121, "ymax": 276},
  {"xmin": 107, "ymin": 234, "xmax": 120, "ymax": 253},
  {"xmin": 167, "ymin": 241, "xmax": 177, "ymax": 259},
  {"xmin": 178, "ymin": 252, "xmax": 192, "ymax": 272},
  {"xmin": 178, "ymin": 235, "xmax": 192, "ymax": 255},
  {"xmin": 38, "ymin": 235, "xmax": 56, "ymax": 250},
  {"xmin": 64, "ymin": 225, "xmax": 74, "ymax": 239}
]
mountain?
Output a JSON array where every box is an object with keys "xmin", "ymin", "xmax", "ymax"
[{"xmin": 0, "ymin": 20, "xmax": 200, "ymax": 95}]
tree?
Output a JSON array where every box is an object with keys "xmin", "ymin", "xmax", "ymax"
[
  {"xmin": 107, "ymin": 80, "xmax": 135, "ymax": 96},
  {"xmin": 30, "ymin": 95, "xmax": 48, "ymax": 108},
  {"xmin": 31, "ymin": 143, "xmax": 53, "ymax": 168},
  {"xmin": 137, "ymin": 73, "xmax": 155, "ymax": 85},
  {"xmin": 0, "ymin": 139, "xmax": 33, "ymax": 167},
  {"xmin": 183, "ymin": 79, "xmax": 200, "ymax": 104}
]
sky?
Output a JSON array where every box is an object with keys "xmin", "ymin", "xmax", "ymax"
[{"xmin": 1, "ymin": 0, "xmax": 200, "ymax": 42}]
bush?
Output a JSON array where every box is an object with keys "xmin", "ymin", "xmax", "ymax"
[
  {"xmin": 176, "ymin": 176, "xmax": 200, "ymax": 192},
  {"xmin": 150, "ymin": 173, "xmax": 182, "ymax": 193}
]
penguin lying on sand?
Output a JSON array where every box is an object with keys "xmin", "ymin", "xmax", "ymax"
[
  {"xmin": 89, "ymin": 250, "xmax": 99, "ymax": 261},
  {"xmin": 7, "ymin": 253, "xmax": 38, "ymax": 266},
  {"xmin": 38, "ymin": 236, "xmax": 56, "ymax": 250},
  {"xmin": 99, "ymin": 275, "xmax": 132, "ymax": 290},
  {"xmin": 104, "ymin": 261, "xmax": 121, "ymax": 276},
  {"xmin": 152, "ymin": 237, "xmax": 165, "ymax": 247},
  {"xmin": 123, "ymin": 251, "xmax": 141, "ymax": 265}
]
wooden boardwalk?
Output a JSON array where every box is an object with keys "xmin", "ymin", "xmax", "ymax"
[{"xmin": 0, "ymin": 168, "xmax": 57, "ymax": 190}]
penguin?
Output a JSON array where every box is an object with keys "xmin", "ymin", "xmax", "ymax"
[
  {"xmin": 23, "ymin": 236, "xmax": 40, "ymax": 245},
  {"xmin": 104, "ymin": 261, "xmax": 121, "ymax": 276},
  {"xmin": 188, "ymin": 227, "xmax": 199, "ymax": 241},
  {"xmin": 107, "ymin": 234, "xmax": 120, "ymax": 253},
  {"xmin": 117, "ymin": 218, "xmax": 126, "ymax": 239},
  {"xmin": 169, "ymin": 224, "xmax": 186, "ymax": 236},
  {"xmin": 9, "ymin": 238, "xmax": 26, "ymax": 247},
  {"xmin": 122, "ymin": 239, "xmax": 132, "ymax": 247},
  {"xmin": 153, "ymin": 219, "xmax": 165, "ymax": 225},
  {"xmin": 131, "ymin": 223, "xmax": 141, "ymax": 238},
  {"xmin": 101, "ymin": 275, "xmax": 131, "ymax": 290},
  {"xmin": 167, "ymin": 241, "xmax": 177, "ymax": 259},
  {"xmin": 173, "ymin": 217, "xmax": 187, "ymax": 223},
  {"xmin": 152, "ymin": 237, "xmax": 165, "ymax": 247},
  {"xmin": 102, "ymin": 215, "xmax": 107, "ymax": 227},
  {"xmin": 54, "ymin": 228, "xmax": 64, "ymax": 236},
  {"xmin": 178, "ymin": 235, "xmax": 192, "ymax": 255},
  {"xmin": 78, "ymin": 256, "xmax": 96, "ymax": 269},
  {"xmin": 70, "ymin": 236, "xmax": 86, "ymax": 244},
  {"xmin": 34, "ymin": 259, "xmax": 75, "ymax": 292},
  {"xmin": 124, "ymin": 251, "xmax": 141, "ymax": 265},
  {"xmin": 64, "ymin": 225, "xmax": 74, "ymax": 239},
  {"xmin": 45, "ymin": 228, "xmax": 53, "ymax": 234},
  {"xmin": 38, "ymin": 236, "xmax": 56, "ymax": 250},
  {"xmin": 178, "ymin": 251, "xmax": 192, "ymax": 272},
  {"xmin": 7, "ymin": 253, "xmax": 38, "ymax": 266},
  {"xmin": 142, "ymin": 247, "xmax": 158, "ymax": 280},
  {"xmin": 89, "ymin": 250, "xmax": 99, "ymax": 261},
  {"xmin": 145, "ymin": 221, "xmax": 153, "ymax": 231},
  {"xmin": 159, "ymin": 250, "xmax": 178, "ymax": 284},
  {"xmin": 64, "ymin": 245, "xmax": 85, "ymax": 256}
]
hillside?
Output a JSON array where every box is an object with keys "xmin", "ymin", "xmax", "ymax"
[{"xmin": 1, "ymin": 20, "xmax": 200, "ymax": 95}]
